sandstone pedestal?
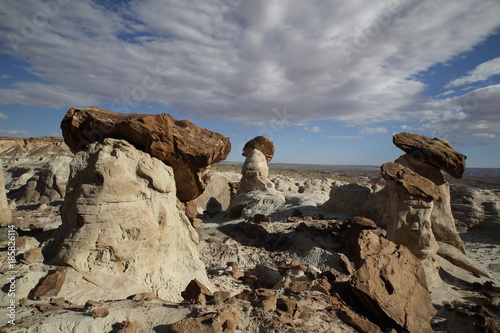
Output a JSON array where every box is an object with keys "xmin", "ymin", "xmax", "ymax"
[{"xmin": 48, "ymin": 139, "xmax": 210, "ymax": 302}]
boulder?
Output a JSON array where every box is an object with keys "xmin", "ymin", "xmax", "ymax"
[
  {"xmin": 196, "ymin": 174, "xmax": 234, "ymax": 214},
  {"xmin": 0, "ymin": 161, "xmax": 11, "ymax": 226},
  {"xmin": 381, "ymin": 162, "xmax": 441, "ymax": 287},
  {"xmin": 61, "ymin": 107, "xmax": 231, "ymax": 201},
  {"xmin": 242, "ymin": 135, "xmax": 274, "ymax": 163},
  {"xmin": 238, "ymin": 145, "xmax": 274, "ymax": 194},
  {"xmin": 47, "ymin": 139, "xmax": 209, "ymax": 302},
  {"xmin": 393, "ymin": 132, "xmax": 466, "ymax": 179},
  {"xmin": 349, "ymin": 230, "xmax": 436, "ymax": 333},
  {"xmin": 227, "ymin": 188, "xmax": 285, "ymax": 219}
]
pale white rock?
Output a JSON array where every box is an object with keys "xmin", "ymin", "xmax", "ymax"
[
  {"xmin": 451, "ymin": 188, "xmax": 500, "ymax": 230},
  {"xmin": 0, "ymin": 160, "xmax": 12, "ymax": 226},
  {"xmin": 196, "ymin": 173, "xmax": 234, "ymax": 214},
  {"xmin": 227, "ymin": 188, "xmax": 285, "ymax": 219},
  {"xmin": 48, "ymin": 139, "xmax": 209, "ymax": 302},
  {"xmin": 238, "ymin": 149, "xmax": 274, "ymax": 194}
]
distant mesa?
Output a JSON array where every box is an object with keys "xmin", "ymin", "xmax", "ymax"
[{"xmin": 61, "ymin": 106, "xmax": 232, "ymax": 201}]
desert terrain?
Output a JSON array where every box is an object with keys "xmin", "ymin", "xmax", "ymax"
[{"xmin": 0, "ymin": 110, "xmax": 499, "ymax": 333}]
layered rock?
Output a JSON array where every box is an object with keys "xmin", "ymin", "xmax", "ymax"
[
  {"xmin": 238, "ymin": 136, "xmax": 275, "ymax": 194},
  {"xmin": 61, "ymin": 107, "xmax": 231, "ymax": 201},
  {"xmin": 0, "ymin": 137, "xmax": 73, "ymax": 205},
  {"xmin": 391, "ymin": 133, "xmax": 467, "ymax": 253},
  {"xmin": 451, "ymin": 188, "xmax": 500, "ymax": 231},
  {"xmin": 349, "ymin": 230, "xmax": 436, "ymax": 333},
  {"xmin": 48, "ymin": 139, "xmax": 210, "ymax": 302},
  {"xmin": 0, "ymin": 161, "xmax": 12, "ymax": 226},
  {"xmin": 393, "ymin": 132, "xmax": 466, "ymax": 179},
  {"xmin": 381, "ymin": 162, "xmax": 441, "ymax": 287}
]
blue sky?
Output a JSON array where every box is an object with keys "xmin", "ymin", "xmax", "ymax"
[{"xmin": 0, "ymin": 0, "xmax": 499, "ymax": 167}]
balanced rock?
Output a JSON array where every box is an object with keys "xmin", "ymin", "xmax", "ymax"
[
  {"xmin": 349, "ymin": 230, "xmax": 436, "ymax": 333},
  {"xmin": 242, "ymin": 135, "xmax": 274, "ymax": 162},
  {"xmin": 395, "ymin": 154, "xmax": 466, "ymax": 253},
  {"xmin": 61, "ymin": 107, "xmax": 231, "ymax": 201},
  {"xmin": 0, "ymin": 161, "xmax": 12, "ymax": 226},
  {"xmin": 393, "ymin": 132, "xmax": 466, "ymax": 179},
  {"xmin": 238, "ymin": 136, "xmax": 275, "ymax": 194},
  {"xmin": 48, "ymin": 139, "xmax": 209, "ymax": 302},
  {"xmin": 381, "ymin": 162, "xmax": 441, "ymax": 287}
]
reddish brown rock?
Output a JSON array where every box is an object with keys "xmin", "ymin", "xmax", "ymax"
[
  {"xmin": 393, "ymin": 132, "xmax": 466, "ymax": 179},
  {"xmin": 32, "ymin": 267, "xmax": 68, "ymax": 300},
  {"xmin": 181, "ymin": 279, "xmax": 213, "ymax": 305},
  {"xmin": 381, "ymin": 162, "xmax": 440, "ymax": 201},
  {"xmin": 349, "ymin": 230, "xmax": 435, "ymax": 333},
  {"xmin": 242, "ymin": 136, "xmax": 274, "ymax": 162},
  {"xmin": 170, "ymin": 306, "xmax": 239, "ymax": 333},
  {"xmin": 113, "ymin": 321, "xmax": 142, "ymax": 333},
  {"xmin": 61, "ymin": 107, "xmax": 231, "ymax": 201}
]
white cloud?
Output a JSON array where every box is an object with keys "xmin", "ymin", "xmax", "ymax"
[
  {"xmin": 446, "ymin": 57, "xmax": 500, "ymax": 88},
  {"xmin": 360, "ymin": 126, "xmax": 388, "ymax": 135},
  {"xmin": 304, "ymin": 126, "xmax": 324, "ymax": 133},
  {"xmin": 0, "ymin": 113, "xmax": 9, "ymax": 119},
  {"xmin": 0, "ymin": 0, "xmax": 498, "ymax": 139},
  {"xmin": 0, "ymin": 75, "xmax": 12, "ymax": 79},
  {"xmin": 0, "ymin": 129, "xmax": 29, "ymax": 137},
  {"xmin": 328, "ymin": 136, "xmax": 364, "ymax": 139}
]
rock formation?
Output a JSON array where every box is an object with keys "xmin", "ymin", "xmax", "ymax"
[
  {"xmin": 0, "ymin": 160, "xmax": 12, "ymax": 226},
  {"xmin": 195, "ymin": 174, "xmax": 236, "ymax": 215},
  {"xmin": 228, "ymin": 136, "xmax": 285, "ymax": 219},
  {"xmin": 0, "ymin": 137, "xmax": 73, "ymax": 205},
  {"xmin": 393, "ymin": 132, "xmax": 466, "ymax": 179},
  {"xmin": 48, "ymin": 139, "xmax": 210, "ymax": 302},
  {"xmin": 238, "ymin": 136, "xmax": 275, "ymax": 194},
  {"xmin": 392, "ymin": 133, "xmax": 467, "ymax": 253},
  {"xmin": 61, "ymin": 107, "xmax": 231, "ymax": 201},
  {"xmin": 381, "ymin": 162, "xmax": 441, "ymax": 286},
  {"xmin": 451, "ymin": 188, "xmax": 500, "ymax": 231},
  {"xmin": 349, "ymin": 230, "xmax": 436, "ymax": 333}
]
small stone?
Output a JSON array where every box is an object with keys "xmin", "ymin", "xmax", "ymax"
[
  {"xmin": 253, "ymin": 214, "xmax": 271, "ymax": 223},
  {"xmin": 35, "ymin": 303, "xmax": 61, "ymax": 313},
  {"xmin": 191, "ymin": 218, "xmax": 203, "ymax": 228},
  {"xmin": 32, "ymin": 267, "xmax": 68, "ymax": 300},
  {"xmin": 287, "ymin": 280, "xmax": 311, "ymax": 294},
  {"xmin": 113, "ymin": 320, "xmax": 142, "ymax": 333},
  {"xmin": 213, "ymin": 290, "xmax": 231, "ymax": 305},
  {"xmin": 22, "ymin": 247, "xmax": 44, "ymax": 263},
  {"xmin": 91, "ymin": 307, "xmax": 109, "ymax": 318},
  {"xmin": 128, "ymin": 292, "xmax": 157, "ymax": 301},
  {"xmin": 84, "ymin": 300, "xmax": 104, "ymax": 310},
  {"xmin": 181, "ymin": 279, "xmax": 213, "ymax": 305}
]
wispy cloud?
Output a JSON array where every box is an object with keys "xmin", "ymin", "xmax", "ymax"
[
  {"xmin": 0, "ymin": 75, "xmax": 12, "ymax": 79},
  {"xmin": 0, "ymin": 0, "xmax": 498, "ymax": 139},
  {"xmin": 446, "ymin": 57, "xmax": 500, "ymax": 88},
  {"xmin": 328, "ymin": 136, "xmax": 364, "ymax": 139},
  {"xmin": 0, "ymin": 129, "xmax": 29, "ymax": 137},
  {"xmin": 0, "ymin": 113, "xmax": 9, "ymax": 120},
  {"xmin": 360, "ymin": 126, "xmax": 388, "ymax": 135},
  {"xmin": 304, "ymin": 126, "xmax": 324, "ymax": 133}
]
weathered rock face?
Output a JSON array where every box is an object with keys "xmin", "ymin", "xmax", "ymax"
[
  {"xmin": 396, "ymin": 154, "xmax": 466, "ymax": 253},
  {"xmin": 451, "ymin": 188, "xmax": 500, "ymax": 231},
  {"xmin": 393, "ymin": 132, "xmax": 467, "ymax": 179},
  {"xmin": 349, "ymin": 230, "xmax": 436, "ymax": 333},
  {"xmin": 238, "ymin": 148, "xmax": 275, "ymax": 194},
  {"xmin": 0, "ymin": 137, "xmax": 73, "ymax": 205},
  {"xmin": 242, "ymin": 135, "xmax": 274, "ymax": 163},
  {"xmin": 227, "ymin": 188, "xmax": 286, "ymax": 219},
  {"xmin": 195, "ymin": 174, "xmax": 235, "ymax": 214},
  {"xmin": 48, "ymin": 139, "xmax": 209, "ymax": 302},
  {"xmin": 61, "ymin": 107, "xmax": 231, "ymax": 201},
  {"xmin": 380, "ymin": 162, "xmax": 440, "ymax": 201},
  {"xmin": 0, "ymin": 161, "xmax": 12, "ymax": 226},
  {"xmin": 381, "ymin": 162, "xmax": 441, "ymax": 287}
]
